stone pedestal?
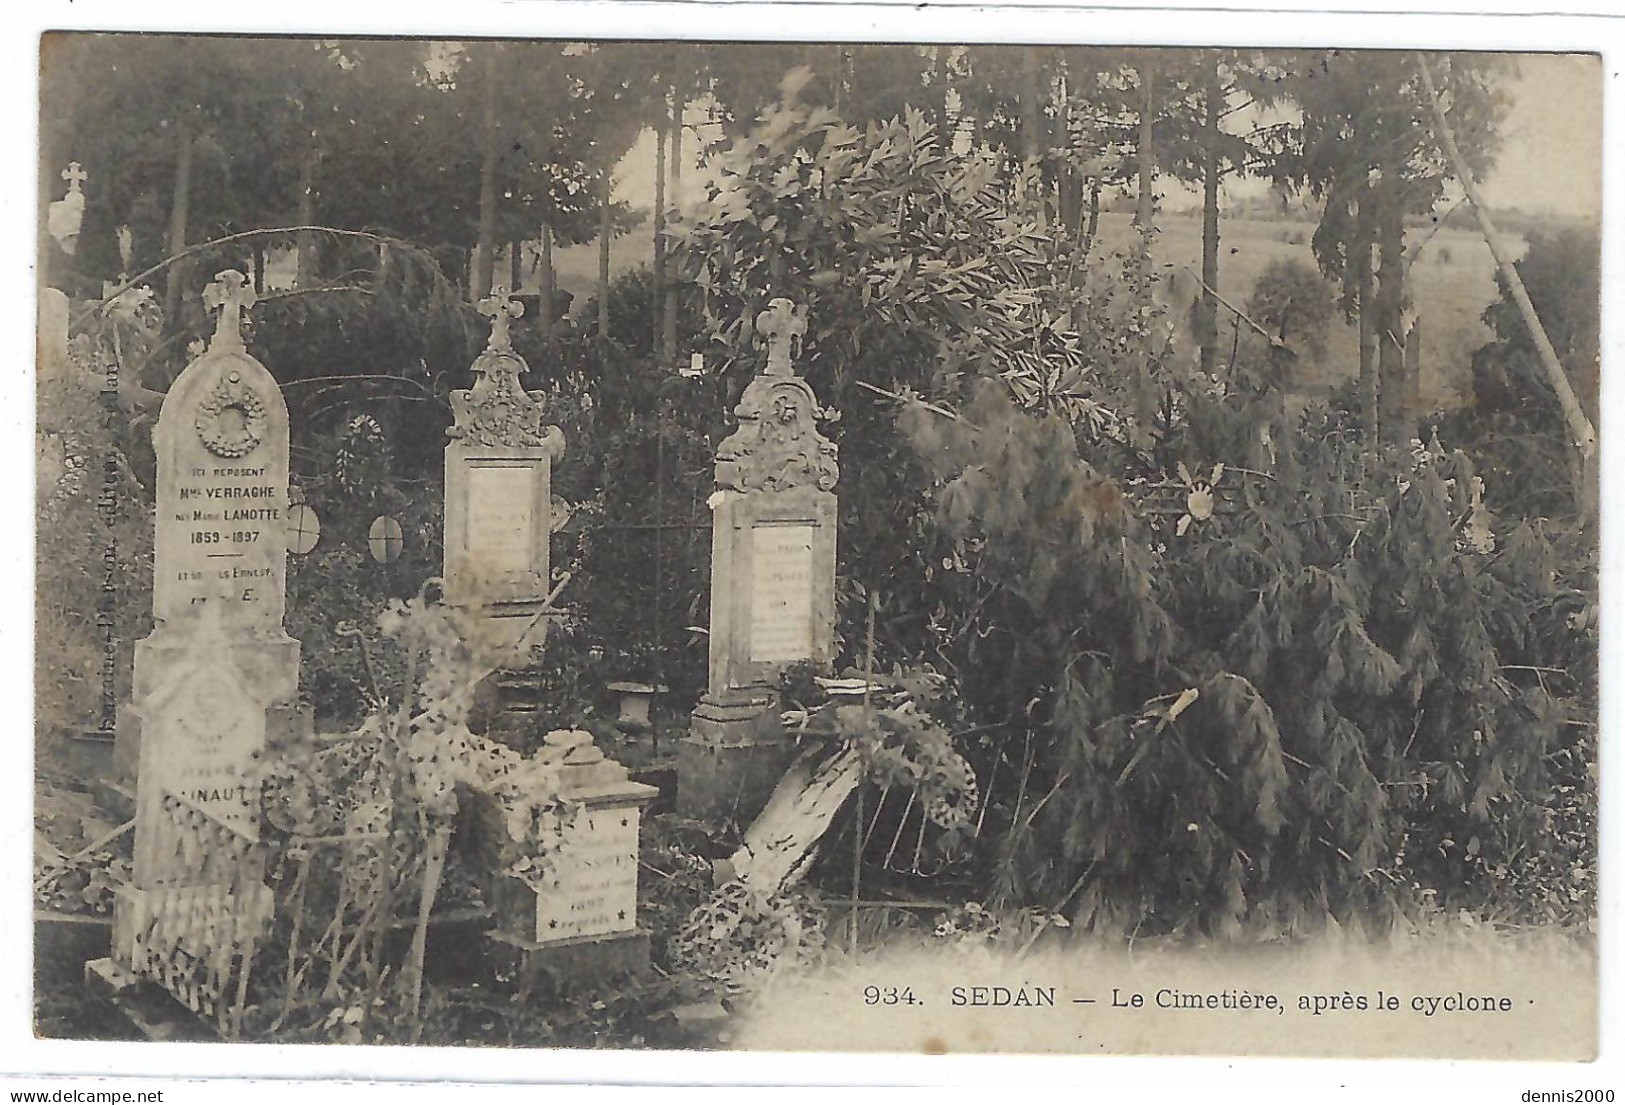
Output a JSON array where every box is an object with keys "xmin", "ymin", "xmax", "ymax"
[
  {"xmin": 679, "ymin": 699, "xmax": 800, "ymax": 824},
  {"xmin": 485, "ymin": 927, "xmax": 653, "ymax": 993}
]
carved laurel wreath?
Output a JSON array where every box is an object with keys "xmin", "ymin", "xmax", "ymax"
[{"xmin": 194, "ymin": 375, "xmax": 266, "ymax": 459}]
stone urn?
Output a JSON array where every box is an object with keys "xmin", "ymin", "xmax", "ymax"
[{"xmin": 606, "ymin": 681, "xmax": 668, "ymax": 731}]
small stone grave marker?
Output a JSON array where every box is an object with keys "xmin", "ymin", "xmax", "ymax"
[{"xmin": 481, "ymin": 730, "xmax": 656, "ymax": 986}]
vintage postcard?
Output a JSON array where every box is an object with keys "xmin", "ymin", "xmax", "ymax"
[{"xmin": 25, "ymin": 11, "xmax": 1609, "ymax": 1083}]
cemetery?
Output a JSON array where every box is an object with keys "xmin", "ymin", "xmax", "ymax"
[{"xmin": 34, "ymin": 38, "xmax": 1599, "ymax": 1050}]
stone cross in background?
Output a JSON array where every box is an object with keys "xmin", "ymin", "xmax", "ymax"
[
  {"xmin": 48, "ymin": 161, "xmax": 87, "ymax": 258},
  {"xmin": 682, "ymin": 299, "xmax": 839, "ymax": 821}
]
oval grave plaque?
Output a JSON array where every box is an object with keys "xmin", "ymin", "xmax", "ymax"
[
  {"xmin": 287, "ymin": 503, "xmax": 320, "ymax": 555},
  {"xmin": 368, "ymin": 514, "xmax": 404, "ymax": 562}
]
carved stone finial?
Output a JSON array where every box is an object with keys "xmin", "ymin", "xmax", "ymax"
[
  {"xmin": 714, "ymin": 375, "xmax": 837, "ymax": 494},
  {"xmin": 202, "ymin": 270, "xmax": 256, "ymax": 351},
  {"xmin": 447, "ymin": 341, "xmax": 565, "ymax": 454},
  {"xmin": 478, "ymin": 285, "xmax": 524, "ymax": 353},
  {"xmin": 756, "ymin": 298, "xmax": 806, "ymax": 376},
  {"xmin": 61, "ymin": 161, "xmax": 87, "ymax": 194}
]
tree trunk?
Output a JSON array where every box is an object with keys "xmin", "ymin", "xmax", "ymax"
[
  {"xmin": 164, "ymin": 109, "xmax": 194, "ymax": 324},
  {"xmin": 1377, "ymin": 197, "xmax": 1410, "ymax": 441},
  {"xmin": 474, "ymin": 45, "xmax": 502, "ymax": 302},
  {"xmin": 1084, "ymin": 180, "xmax": 1101, "ymax": 254},
  {"xmin": 1134, "ymin": 60, "xmax": 1157, "ymax": 277},
  {"xmin": 374, "ymin": 241, "xmax": 389, "ymax": 295},
  {"xmin": 662, "ymin": 88, "xmax": 685, "ymax": 363},
  {"xmin": 831, "ymin": 46, "xmax": 845, "ymax": 115},
  {"xmin": 509, "ymin": 237, "xmax": 521, "ymax": 295},
  {"xmin": 598, "ymin": 170, "xmax": 612, "ymax": 339},
  {"xmin": 1405, "ymin": 316, "xmax": 1422, "ymax": 413},
  {"xmin": 1022, "ymin": 47, "xmax": 1047, "ymax": 223},
  {"xmin": 1356, "ymin": 213, "xmax": 1379, "ymax": 443},
  {"xmin": 652, "ymin": 102, "xmax": 668, "ymax": 361},
  {"xmin": 296, "ymin": 135, "xmax": 318, "ymax": 288},
  {"xmin": 1198, "ymin": 63, "xmax": 1222, "ymax": 377}
]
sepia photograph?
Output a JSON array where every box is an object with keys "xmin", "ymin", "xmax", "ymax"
[{"xmin": 27, "ymin": 16, "xmax": 1607, "ymax": 1077}]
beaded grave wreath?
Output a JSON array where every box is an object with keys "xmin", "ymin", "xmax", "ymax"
[{"xmin": 195, "ymin": 371, "xmax": 267, "ymax": 459}]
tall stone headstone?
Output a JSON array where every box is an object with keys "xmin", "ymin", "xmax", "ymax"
[
  {"xmin": 444, "ymin": 287, "xmax": 566, "ymax": 651},
  {"xmin": 108, "ymin": 270, "xmax": 298, "ymax": 1024},
  {"xmin": 682, "ymin": 299, "xmax": 838, "ymax": 819}
]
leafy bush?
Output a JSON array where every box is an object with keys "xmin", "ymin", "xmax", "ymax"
[{"xmin": 1245, "ymin": 257, "xmax": 1338, "ymax": 364}]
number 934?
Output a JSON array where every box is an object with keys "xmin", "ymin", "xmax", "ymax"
[{"xmin": 862, "ymin": 985, "xmax": 921, "ymax": 1006}]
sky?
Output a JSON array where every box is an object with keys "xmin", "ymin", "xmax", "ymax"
[{"xmin": 1479, "ymin": 53, "xmax": 1602, "ymax": 218}]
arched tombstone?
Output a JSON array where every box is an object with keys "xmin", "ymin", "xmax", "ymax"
[
  {"xmin": 106, "ymin": 270, "xmax": 300, "ymax": 1022},
  {"xmin": 682, "ymin": 299, "xmax": 839, "ymax": 820}
]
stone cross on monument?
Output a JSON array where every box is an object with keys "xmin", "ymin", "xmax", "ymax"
[
  {"xmin": 756, "ymin": 298, "xmax": 807, "ymax": 376},
  {"xmin": 478, "ymin": 285, "xmax": 525, "ymax": 354},
  {"xmin": 61, "ymin": 161, "xmax": 87, "ymax": 193},
  {"xmin": 202, "ymin": 270, "xmax": 256, "ymax": 351}
]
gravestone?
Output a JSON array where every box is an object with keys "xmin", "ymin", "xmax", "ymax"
[
  {"xmin": 681, "ymin": 299, "xmax": 839, "ymax": 820},
  {"xmin": 480, "ymin": 730, "xmax": 657, "ymax": 988},
  {"xmin": 443, "ymin": 287, "xmax": 566, "ymax": 652},
  {"xmin": 102, "ymin": 270, "xmax": 299, "ymax": 1030},
  {"xmin": 37, "ymin": 287, "xmax": 70, "ymax": 384}
]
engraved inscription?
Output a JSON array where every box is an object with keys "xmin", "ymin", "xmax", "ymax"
[
  {"xmin": 149, "ymin": 668, "xmax": 263, "ymax": 839},
  {"xmin": 750, "ymin": 523, "xmax": 815, "ymax": 663},
  {"xmin": 534, "ymin": 808, "xmax": 640, "ymax": 941},
  {"xmin": 467, "ymin": 465, "xmax": 535, "ymax": 577}
]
